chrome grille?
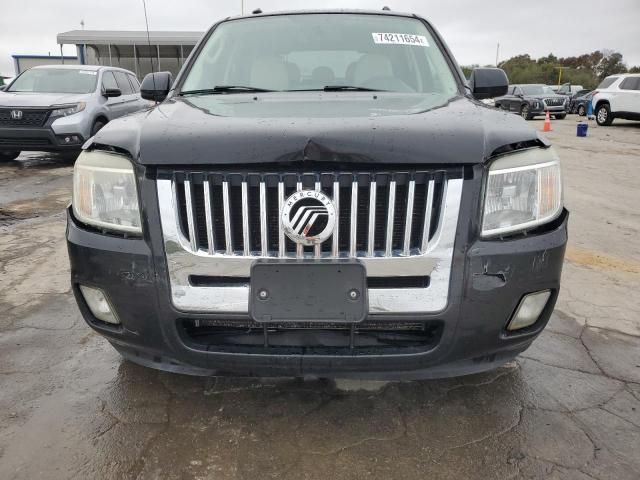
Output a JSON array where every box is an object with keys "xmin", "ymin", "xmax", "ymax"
[
  {"xmin": 166, "ymin": 169, "xmax": 456, "ymax": 258},
  {"xmin": 543, "ymin": 97, "xmax": 565, "ymax": 107}
]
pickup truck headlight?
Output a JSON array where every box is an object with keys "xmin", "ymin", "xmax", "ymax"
[
  {"xmin": 72, "ymin": 150, "xmax": 142, "ymax": 234},
  {"xmin": 482, "ymin": 147, "xmax": 562, "ymax": 237},
  {"xmin": 51, "ymin": 102, "xmax": 86, "ymax": 117}
]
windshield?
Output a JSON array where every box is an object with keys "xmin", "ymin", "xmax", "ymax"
[
  {"xmin": 8, "ymin": 68, "xmax": 98, "ymax": 94},
  {"xmin": 543, "ymin": 86, "xmax": 555, "ymax": 94},
  {"xmin": 520, "ymin": 85, "xmax": 547, "ymax": 95},
  {"xmin": 181, "ymin": 14, "xmax": 459, "ymax": 96}
]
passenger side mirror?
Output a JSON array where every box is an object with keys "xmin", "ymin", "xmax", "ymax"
[
  {"xmin": 140, "ymin": 71, "xmax": 173, "ymax": 102},
  {"xmin": 469, "ymin": 68, "xmax": 509, "ymax": 100},
  {"xmin": 103, "ymin": 88, "xmax": 122, "ymax": 98}
]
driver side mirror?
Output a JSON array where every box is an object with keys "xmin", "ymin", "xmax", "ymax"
[
  {"xmin": 140, "ymin": 71, "xmax": 173, "ymax": 102},
  {"xmin": 103, "ymin": 88, "xmax": 121, "ymax": 98},
  {"xmin": 469, "ymin": 68, "xmax": 509, "ymax": 100}
]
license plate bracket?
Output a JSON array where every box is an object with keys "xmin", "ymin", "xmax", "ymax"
[{"xmin": 249, "ymin": 259, "xmax": 367, "ymax": 323}]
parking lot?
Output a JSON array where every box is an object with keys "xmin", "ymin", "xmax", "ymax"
[{"xmin": 0, "ymin": 116, "xmax": 639, "ymax": 479}]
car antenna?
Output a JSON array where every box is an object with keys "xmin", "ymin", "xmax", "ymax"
[{"xmin": 141, "ymin": 0, "xmax": 157, "ymax": 96}]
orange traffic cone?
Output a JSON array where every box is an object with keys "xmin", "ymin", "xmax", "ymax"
[{"xmin": 542, "ymin": 111, "xmax": 552, "ymax": 132}]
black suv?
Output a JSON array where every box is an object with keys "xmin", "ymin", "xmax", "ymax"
[
  {"xmin": 495, "ymin": 84, "xmax": 568, "ymax": 120},
  {"xmin": 66, "ymin": 10, "xmax": 568, "ymax": 379}
]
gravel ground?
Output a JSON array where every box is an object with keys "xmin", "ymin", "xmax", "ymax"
[{"xmin": 0, "ymin": 116, "xmax": 639, "ymax": 479}]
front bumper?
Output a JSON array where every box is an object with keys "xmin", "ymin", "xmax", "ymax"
[
  {"xmin": 67, "ymin": 175, "xmax": 569, "ymax": 379},
  {"xmin": 0, "ymin": 126, "xmax": 84, "ymax": 151},
  {"xmin": 531, "ymin": 105, "xmax": 566, "ymax": 116}
]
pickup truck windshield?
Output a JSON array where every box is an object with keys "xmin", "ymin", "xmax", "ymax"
[
  {"xmin": 181, "ymin": 14, "xmax": 459, "ymax": 96},
  {"xmin": 8, "ymin": 68, "xmax": 98, "ymax": 94}
]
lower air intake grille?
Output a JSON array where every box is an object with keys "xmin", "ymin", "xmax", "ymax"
[{"xmin": 179, "ymin": 318, "xmax": 444, "ymax": 355}]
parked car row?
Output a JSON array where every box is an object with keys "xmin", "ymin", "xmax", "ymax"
[
  {"xmin": 0, "ymin": 65, "xmax": 151, "ymax": 161},
  {"xmin": 492, "ymin": 74, "xmax": 640, "ymax": 126}
]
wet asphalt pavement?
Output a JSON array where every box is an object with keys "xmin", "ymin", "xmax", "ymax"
[{"xmin": 1, "ymin": 119, "xmax": 639, "ymax": 479}]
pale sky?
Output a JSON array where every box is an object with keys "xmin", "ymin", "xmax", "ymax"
[{"xmin": 1, "ymin": 0, "xmax": 639, "ymax": 77}]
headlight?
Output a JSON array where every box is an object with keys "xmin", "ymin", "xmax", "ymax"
[
  {"xmin": 482, "ymin": 147, "xmax": 562, "ymax": 237},
  {"xmin": 51, "ymin": 102, "xmax": 86, "ymax": 117},
  {"xmin": 72, "ymin": 150, "xmax": 142, "ymax": 234}
]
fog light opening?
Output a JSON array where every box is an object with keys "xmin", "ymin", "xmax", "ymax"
[
  {"xmin": 507, "ymin": 290, "xmax": 551, "ymax": 331},
  {"xmin": 79, "ymin": 285, "xmax": 120, "ymax": 325}
]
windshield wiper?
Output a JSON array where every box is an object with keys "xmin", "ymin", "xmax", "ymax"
[
  {"xmin": 322, "ymin": 85, "xmax": 383, "ymax": 92},
  {"xmin": 179, "ymin": 85, "xmax": 274, "ymax": 95},
  {"xmin": 287, "ymin": 85, "xmax": 384, "ymax": 92}
]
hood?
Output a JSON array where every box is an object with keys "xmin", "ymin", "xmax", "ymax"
[
  {"xmin": 0, "ymin": 91, "xmax": 88, "ymax": 107},
  {"xmin": 90, "ymin": 93, "xmax": 543, "ymax": 166}
]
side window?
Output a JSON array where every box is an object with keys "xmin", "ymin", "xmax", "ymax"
[
  {"xmin": 596, "ymin": 77, "xmax": 618, "ymax": 89},
  {"xmin": 101, "ymin": 71, "xmax": 118, "ymax": 91},
  {"xmin": 128, "ymin": 74, "xmax": 140, "ymax": 93},
  {"xmin": 619, "ymin": 77, "xmax": 636, "ymax": 90},
  {"xmin": 113, "ymin": 71, "xmax": 134, "ymax": 95}
]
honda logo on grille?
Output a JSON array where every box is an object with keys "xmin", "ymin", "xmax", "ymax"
[
  {"xmin": 282, "ymin": 190, "xmax": 336, "ymax": 246},
  {"xmin": 10, "ymin": 110, "xmax": 23, "ymax": 120}
]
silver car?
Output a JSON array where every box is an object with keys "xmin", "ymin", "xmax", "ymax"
[{"xmin": 0, "ymin": 65, "xmax": 150, "ymax": 161}]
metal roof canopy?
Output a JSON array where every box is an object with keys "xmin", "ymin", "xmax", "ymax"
[{"xmin": 56, "ymin": 30, "xmax": 203, "ymax": 46}]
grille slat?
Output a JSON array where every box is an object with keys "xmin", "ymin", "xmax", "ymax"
[
  {"xmin": 349, "ymin": 180, "xmax": 358, "ymax": 257},
  {"xmin": 259, "ymin": 182, "xmax": 268, "ymax": 256},
  {"xmin": 183, "ymin": 179, "xmax": 198, "ymax": 252},
  {"xmin": 203, "ymin": 180, "xmax": 215, "ymax": 254},
  {"xmin": 222, "ymin": 181, "xmax": 233, "ymax": 254},
  {"xmin": 332, "ymin": 180, "xmax": 340, "ymax": 257},
  {"xmin": 422, "ymin": 180, "xmax": 435, "ymax": 253},
  {"xmin": 171, "ymin": 170, "xmax": 451, "ymax": 258},
  {"xmin": 403, "ymin": 180, "xmax": 415, "ymax": 256},
  {"xmin": 385, "ymin": 180, "xmax": 396, "ymax": 256},
  {"xmin": 367, "ymin": 181, "xmax": 377, "ymax": 256},
  {"xmin": 241, "ymin": 181, "xmax": 250, "ymax": 256}
]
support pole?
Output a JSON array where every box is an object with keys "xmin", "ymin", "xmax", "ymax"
[
  {"xmin": 60, "ymin": 44, "xmax": 64, "ymax": 64},
  {"xmin": 157, "ymin": 44, "xmax": 161, "ymax": 70},
  {"xmin": 133, "ymin": 43, "xmax": 138, "ymax": 76},
  {"xmin": 108, "ymin": 43, "xmax": 112, "ymax": 66}
]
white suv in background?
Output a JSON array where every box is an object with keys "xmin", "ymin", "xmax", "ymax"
[{"xmin": 592, "ymin": 73, "xmax": 640, "ymax": 126}]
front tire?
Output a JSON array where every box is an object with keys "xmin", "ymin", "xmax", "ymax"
[
  {"xmin": 578, "ymin": 105, "xmax": 586, "ymax": 116},
  {"xmin": 91, "ymin": 119, "xmax": 107, "ymax": 136},
  {"xmin": 596, "ymin": 104, "xmax": 613, "ymax": 126},
  {"xmin": 0, "ymin": 151, "xmax": 20, "ymax": 161},
  {"xmin": 555, "ymin": 113, "xmax": 566, "ymax": 120},
  {"xmin": 520, "ymin": 104, "xmax": 532, "ymax": 120}
]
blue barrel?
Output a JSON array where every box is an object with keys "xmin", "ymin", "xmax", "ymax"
[{"xmin": 577, "ymin": 123, "xmax": 588, "ymax": 137}]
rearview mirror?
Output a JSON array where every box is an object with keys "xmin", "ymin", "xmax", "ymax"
[
  {"xmin": 140, "ymin": 71, "xmax": 173, "ymax": 102},
  {"xmin": 103, "ymin": 88, "xmax": 121, "ymax": 98},
  {"xmin": 469, "ymin": 68, "xmax": 509, "ymax": 100}
]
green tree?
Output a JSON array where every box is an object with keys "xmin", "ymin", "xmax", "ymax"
[{"xmin": 596, "ymin": 50, "xmax": 627, "ymax": 79}]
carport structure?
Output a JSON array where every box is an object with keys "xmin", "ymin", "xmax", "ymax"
[{"xmin": 55, "ymin": 30, "xmax": 204, "ymax": 79}]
